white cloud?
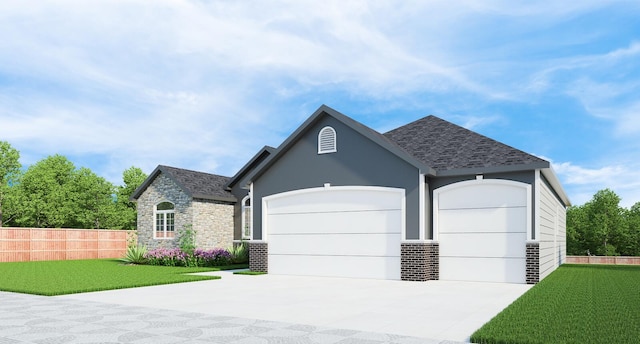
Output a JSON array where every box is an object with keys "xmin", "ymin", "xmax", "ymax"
[
  {"xmin": 0, "ymin": 0, "xmax": 639, "ymax": 196},
  {"xmin": 550, "ymin": 160, "xmax": 640, "ymax": 208}
]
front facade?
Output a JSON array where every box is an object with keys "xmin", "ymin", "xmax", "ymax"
[
  {"xmin": 134, "ymin": 105, "xmax": 570, "ymax": 284},
  {"xmin": 244, "ymin": 106, "xmax": 570, "ymax": 284},
  {"xmin": 132, "ymin": 166, "xmax": 236, "ymax": 250}
]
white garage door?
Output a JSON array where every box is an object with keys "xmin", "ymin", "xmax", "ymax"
[
  {"xmin": 264, "ymin": 186, "xmax": 404, "ymax": 280},
  {"xmin": 435, "ymin": 180, "xmax": 530, "ymax": 284}
]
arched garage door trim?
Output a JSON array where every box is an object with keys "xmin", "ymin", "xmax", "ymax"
[
  {"xmin": 262, "ymin": 185, "xmax": 405, "ymax": 280},
  {"xmin": 433, "ymin": 179, "xmax": 532, "ymax": 283}
]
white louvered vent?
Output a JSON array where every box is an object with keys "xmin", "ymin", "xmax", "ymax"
[{"xmin": 318, "ymin": 126, "xmax": 337, "ymax": 154}]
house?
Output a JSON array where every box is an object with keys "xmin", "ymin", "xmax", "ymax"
[
  {"xmin": 133, "ymin": 105, "xmax": 570, "ymax": 284},
  {"xmin": 131, "ymin": 165, "xmax": 236, "ymax": 250}
]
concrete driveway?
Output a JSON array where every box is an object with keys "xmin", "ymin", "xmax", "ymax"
[{"xmin": 58, "ymin": 271, "xmax": 532, "ymax": 342}]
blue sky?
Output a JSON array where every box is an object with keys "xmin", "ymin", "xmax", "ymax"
[{"xmin": 1, "ymin": 1, "xmax": 639, "ymax": 207}]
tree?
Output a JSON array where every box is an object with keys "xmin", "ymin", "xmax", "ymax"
[
  {"xmin": 566, "ymin": 189, "xmax": 634, "ymax": 256},
  {"xmin": 69, "ymin": 167, "xmax": 116, "ymax": 229},
  {"xmin": 113, "ymin": 166, "xmax": 147, "ymax": 230},
  {"xmin": 15, "ymin": 155, "xmax": 77, "ymax": 228},
  {"xmin": 566, "ymin": 205, "xmax": 588, "ymax": 255},
  {"xmin": 0, "ymin": 141, "xmax": 21, "ymax": 227},
  {"xmin": 626, "ymin": 202, "xmax": 640, "ymax": 256}
]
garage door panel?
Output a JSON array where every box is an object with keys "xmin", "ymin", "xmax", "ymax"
[
  {"xmin": 439, "ymin": 232, "xmax": 527, "ymax": 258},
  {"xmin": 269, "ymin": 255, "xmax": 401, "ymax": 280},
  {"xmin": 268, "ymin": 210, "xmax": 402, "ymax": 235},
  {"xmin": 269, "ymin": 233, "xmax": 401, "ymax": 257},
  {"xmin": 439, "ymin": 184, "xmax": 527, "ymax": 210},
  {"xmin": 268, "ymin": 189, "xmax": 402, "ymax": 214},
  {"xmin": 265, "ymin": 186, "xmax": 404, "ymax": 280},
  {"xmin": 438, "ymin": 207, "xmax": 527, "ymax": 234},
  {"xmin": 436, "ymin": 180, "xmax": 530, "ymax": 284},
  {"xmin": 440, "ymin": 257, "xmax": 526, "ymax": 284}
]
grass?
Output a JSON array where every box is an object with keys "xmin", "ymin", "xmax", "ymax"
[
  {"xmin": 471, "ymin": 264, "xmax": 640, "ymax": 344},
  {"xmin": 0, "ymin": 259, "xmax": 248, "ymax": 296},
  {"xmin": 233, "ymin": 270, "xmax": 266, "ymax": 275}
]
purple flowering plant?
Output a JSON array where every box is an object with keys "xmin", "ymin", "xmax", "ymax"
[{"xmin": 144, "ymin": 247, "xmax": 232, "ymax": 267}]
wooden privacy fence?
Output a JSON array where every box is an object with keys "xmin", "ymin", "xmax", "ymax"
[
  {"xmin": 0, "ymin": 227, "xmax": 133, "ymax": 262},
  {"xmin": 566, "ymin": 255, "xmax": 640, "ymax": 265}
]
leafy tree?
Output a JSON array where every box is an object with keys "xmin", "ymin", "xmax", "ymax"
[
  {"xmin": 626, "ymin": 202, "xmax": 640, "ymax": 256},
  {"xmin": 14, "ymin": 155, "xmax": 77, "ymax": 228},
  {"xmin": 567, "ymin": 189, "xmax": 637, "ymax": 256},
  {"xmin": 566, "ymin": 205, "xmax": 588, "ymax": 255},
  {"xmin": 0, "ymin": 141, "xmax": 21, "ymax": 227},
  {"xmin": 69, "ymin": 167, "xmax": 116, "ymax": 229},
  {"xmin": 113, "ymin": 166, "xmax": 147, "ymax": 230}
]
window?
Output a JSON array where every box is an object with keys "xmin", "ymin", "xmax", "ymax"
[
  {"xmin": 154, "ymin": 201, "xmax": 175, "ymax": 239},
  {"xmin": 318, "ymin": 126, "xmax": 337, "ymax": 154},
  {"xmin": 241, "ymin": 195, "xmax": 252, "ymax": 239}
]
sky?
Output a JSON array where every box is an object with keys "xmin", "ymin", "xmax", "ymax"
[{"xmin": 1, "ymin": 0, "xmax": 639, "ymax": 207}]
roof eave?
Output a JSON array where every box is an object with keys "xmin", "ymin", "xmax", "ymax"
[
  {"xmin": 435, "ymin": 161, "xmax": 550, "ymax": 177},
  {"xmin": 192, "ymin": 194, "xmax": 237, "ymax": 203},
  {"xmin": 225, "ymin": 146, "xmax": 276, "ymax": 190},
  {"xmin": 541, "ymin": 167, "xmax": 572, "ymax": 207},
  {"xmin": 129, "ymin": 166, "xmax": 163, "ymax": 201}
]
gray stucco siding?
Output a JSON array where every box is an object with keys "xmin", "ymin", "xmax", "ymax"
[
  {"xmin": 252, "ymin": 116, "xmax": 422, "ymax": 240},
  {"xmin": 428, "ymin": 170, "xmax": 537, "ymax": 240}
]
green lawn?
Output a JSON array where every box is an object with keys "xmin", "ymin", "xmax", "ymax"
[
  {"xmin": 0, "ymin": 259, "xmax": 248, "ymax": 296},
  {"xmin": 233, "ymin": 270, "xmax": 266, "ymax": 275},
  {"xmin": 471, "ymin": 264, "xmax": 640, "ymax": 344}
]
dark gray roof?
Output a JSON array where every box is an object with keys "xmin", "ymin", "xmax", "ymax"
[
  {"xmin": 383, "ymin": 115, "xmax": 549, "ymax": 174},
  {"xmin": 226, "ymin": 146, "xmax": 276, "ymax": 190},
  {"xmin": 131, "ymin": 165, "xmax": 236, "ymax": 202}
]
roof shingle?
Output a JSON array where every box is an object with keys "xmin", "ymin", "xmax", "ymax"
[
  {"xmin": 158, "ymin": 165, "xmax": 234, "ymax": 201},
  {"xmin": 383, "ymin": 115, "xmax": 548, "ymax": 172}
]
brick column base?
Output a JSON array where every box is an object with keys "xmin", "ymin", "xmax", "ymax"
[
  {"xmin": 526, "ymin": 242, "xmax": 540, "ymax": 284},
  {"xmin": 401, "ymin": 242, "xmax": 439, "ymax": 281},
  {"xmin": 249, "ymin": 241, "xmax": 268, "ymax": 273}
]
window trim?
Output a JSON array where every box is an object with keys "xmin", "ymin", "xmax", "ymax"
[
  {"xmin": 318, "ymin": 126, "xmax": 337, "ymax": 154},
  {"xmin": 241, "ymin": 194, "xmax": 252, "ymax": 240},
  {"xmin": 154, "ymin": 201, "xmax": 175, "ymax": 240}
]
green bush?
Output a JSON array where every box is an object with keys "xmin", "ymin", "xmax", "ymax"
[
  {"xmin": 119, "ymin": 244, "xmax": 148, "ymax": 264},
  {"xmin": 177, "ymin": 224, "xmax": 197, "ymax": 255},
  {"xmin": 228, "ymin": 242, "xmax": 249, "ymax": 264}
]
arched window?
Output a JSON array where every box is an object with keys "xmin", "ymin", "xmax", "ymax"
[
  {"xmin": 318, "ymin": 126, "xmax": 337, "ymax": 154},
  {"xmin": 241, "ymin": 195, "xmax": 252, "ymax": 240},
  {"xmin": 154, "ymin": 201, "xmax": 175, "ymax": 239}
]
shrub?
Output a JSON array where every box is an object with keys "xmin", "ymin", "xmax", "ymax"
[
  {"xmin": 145, "ymin": 248, "xmax": 188, "ymax": 266},
  {"xmin": 228, "ymin": 242, "xmax": 249, "ymax": 264},
  {"xmin": 193, "ymin": 248, "xmax": 233, "ymax": 267},
  {"xmin": 144, "ymin": 247, "xmax": 232, "ymax": 267},
  {"xmin": 120, "ymin": 245, "xmax": 148, "ymax": 265},
  {"xmin": 177, "ymin": 224, "xmax": 197, "ymax": 255}
]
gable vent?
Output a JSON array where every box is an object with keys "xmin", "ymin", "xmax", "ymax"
[{"xmin": 318, "ymin": 126, "xmax": 337, "ymax": 154}]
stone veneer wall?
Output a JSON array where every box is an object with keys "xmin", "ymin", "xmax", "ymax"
[
  {"xmin": 401, "ymin": 242, "xmax": 439, "ymax": 281},
  {"xmin": 249, "ymin": 241, "xmax": 268, "ymax": 272},
  {"xmin": 192, "ymin": 199, "xmax": 234, "ymax": 249},
  {"xmin": 526, "ymin": 242, "xmax": 540, "ymax": 284},
  {"xmin": 136, "ymin": 173, "xmax": 235, "ymax": 250},
  {"xmin": 137, "ymin": 174, "xmax": 192, "ymax": 250}
]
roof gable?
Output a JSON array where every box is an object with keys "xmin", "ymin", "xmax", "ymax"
[
  {"xmin": 246, "ymin": 105, "xmax": 436, "ymax": 183},
  {"xmin": 131, "ymin": 165, "xmax": 235, "ymax": 202},
  {"xmin": 383, "ymin": 115, "xmax": 549, "ymax": 175},
  {"xmin": 226, "ymin": 146, "xmax": 275, "ymax": 190}
]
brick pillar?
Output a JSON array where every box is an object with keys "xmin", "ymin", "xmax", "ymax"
[
  {"xmin": 526, "ymin": 242, "xmax": 539, "ymax": 284},
  {"xmin": 249, "ymin": 241, "xmax": 268, "ymax": 273},
  {"xmin": 401, "ymin": 242, "xmax": 439, "ymax": 281}
]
